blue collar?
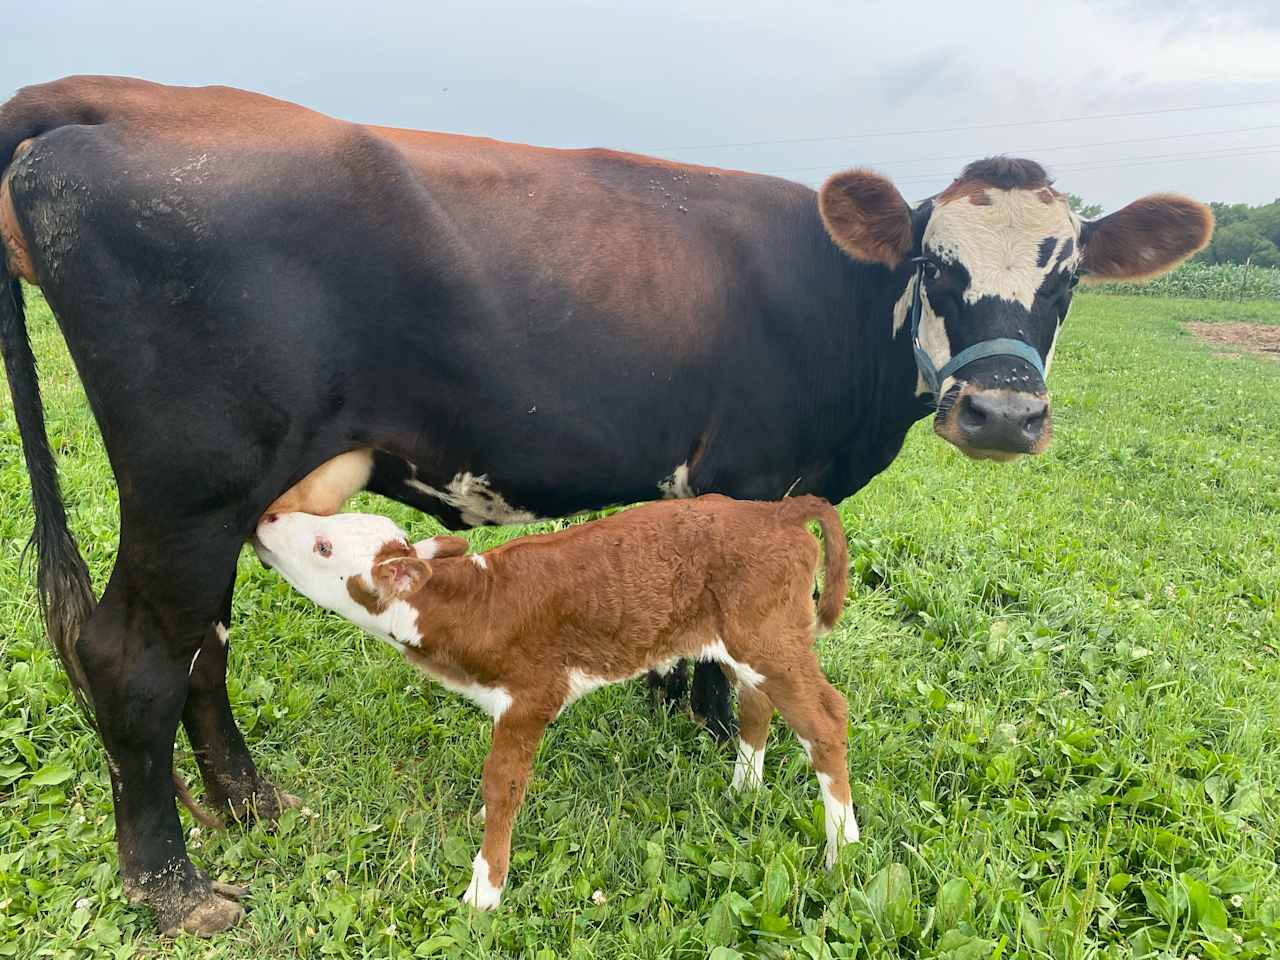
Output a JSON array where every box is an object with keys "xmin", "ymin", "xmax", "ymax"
[{"xmin": 908, "ymin": 258, "xmax": 1047, "ymax": 398}]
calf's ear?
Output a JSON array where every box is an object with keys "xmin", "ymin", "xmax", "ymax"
[
  {"xmin": 415, "ymin": 535, "xmax": 469, "ymax": 560},
  {"xmin": 374, "ymin": 556, "xmax": 432, "ymax": 596},
  {"xmin": 818, "ymin": 169, "xmax": 913, "ymax": 268},
  {"xmin": 1079, "ymin": 194, "xmax": 1213, "ymax": 281}
]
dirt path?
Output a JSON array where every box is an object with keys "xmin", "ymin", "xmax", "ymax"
[{"xmin": 1185, "ymin": 321, "xmax": 1280, "ymax": 361}]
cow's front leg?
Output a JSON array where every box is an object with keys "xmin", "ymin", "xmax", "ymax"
[
  {"xmin": 79, "ymin": 542, "xmax": 248, "ymax": 937},
  {"xmin": 464, "ymin": 708, "xmax": 548, "ymax": 910},
  {"xmin": 181, "ymin": 578, "xmax": 299, "ymax": 823}
]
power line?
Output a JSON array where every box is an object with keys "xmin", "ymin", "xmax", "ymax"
[
  {"xmin": 761, "ymin": 123, "xmax": 1280, "ymax": 175},
  {"xmin": 649, "ymin": 97, "xmax": 1280, "ymax": 153},
  {"xmin": 885, "ymin": 144, "xmax": 1280, "ymax": 187}
]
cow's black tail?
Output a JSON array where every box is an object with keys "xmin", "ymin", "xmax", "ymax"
[{"xmin": 1, "ymin": 113, "xmax": 98, "ymax": 723}]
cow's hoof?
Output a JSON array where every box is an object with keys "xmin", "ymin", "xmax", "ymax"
[
  {"xmin": 210, "ymin": 774, "xmax": 300, "ymax": 825},
  {"xmin": 161, "ymin": 891, "xmax": 245, "ymax": 938}
]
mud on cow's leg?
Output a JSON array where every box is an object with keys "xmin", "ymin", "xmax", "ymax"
[
  {"xmin": 181, "ymin": 579, "xmax": 299, "ymax": 823},
  {"xmin": 78, "ymin": 539, "xmax": 249, "ymax": 937}
]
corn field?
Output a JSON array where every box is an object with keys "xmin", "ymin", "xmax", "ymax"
[{"xmin": 1087, "ymin": 260, "xmax": 1280, "ymax": 301}]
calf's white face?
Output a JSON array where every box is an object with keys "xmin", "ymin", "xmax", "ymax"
[{"xmin": 253, "ymin": 512, "xmax": 439, "ymax": 642}]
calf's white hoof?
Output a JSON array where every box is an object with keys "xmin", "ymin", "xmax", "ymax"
[
  {"xmin": 462, "ymin": 852, "xmax": 503, "ymax": 910},
  {"xmin": 730, "ymin": 740, "xmax": 765, "ymax": 792}
]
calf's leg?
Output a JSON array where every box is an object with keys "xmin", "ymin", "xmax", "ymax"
[
  {"xmin": 464, "ymin": 708, "xmax": 549, "ymax": 910},
  {"xmin": 181, "ymin": 578, "xmax": 299, "ymax": 822},
  {"xmin": 731, "ymin": 685, "xmax": 773, "ymax": 790},
  {"xmin": 760, "ymin": 652, "xmax": 859, "ymax": 868}
]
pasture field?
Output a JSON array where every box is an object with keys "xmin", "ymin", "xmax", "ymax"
[{"xmin": 2, "ymin": 291, "xmax": 1279, "ymax": 959}]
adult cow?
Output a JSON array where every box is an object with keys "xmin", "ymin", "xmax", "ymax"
[{"xmin": 0, "ymin": 76, "xmax": 1211, "ymax": 935}]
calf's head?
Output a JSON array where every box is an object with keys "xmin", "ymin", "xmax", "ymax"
[
  {"xmin": 253, "ymin": 511, "xmax": 467, "ymax": 631},
  {"xmin": 819, "ymin": 157, "xmax": 1213, "ymax": 460}
]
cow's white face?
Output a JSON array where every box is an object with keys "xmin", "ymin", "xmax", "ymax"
[{"xmin": 818, "ymin": 157, "xmax": 1213, "ymax": 460}]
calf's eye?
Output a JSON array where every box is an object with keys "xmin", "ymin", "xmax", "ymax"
[{"xmin": 314, "ymin": 539, "xmax": 333, "ymax": 558}]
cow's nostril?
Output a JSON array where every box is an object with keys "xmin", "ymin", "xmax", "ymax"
[
  {"xmin": 264, "ymin": 513, "xmax": 278, "ymax": 524},
  {"xmin": 957, "ymin": 394, "xmax": 989, "ymax": 432}
]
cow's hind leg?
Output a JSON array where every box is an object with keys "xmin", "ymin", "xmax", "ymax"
[
  {"xmin": 691, "ymin": 660, "xmax": 737, "ymax": 741},
  {"xmin": 181, "ymin": 578, "xmax": 299, "ymax": 823},
  {"xmin": 760, "ymin": 650, "xmax": 859, "ymax": 868},
  {"xmin": 79, "ymin": 535, "xmax": 248, "ymax": 936}
]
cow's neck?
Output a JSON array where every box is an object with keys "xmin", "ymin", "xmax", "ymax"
[{"xmin": 820, "ymin": 260, "xmax": 934, "ymax": 501}]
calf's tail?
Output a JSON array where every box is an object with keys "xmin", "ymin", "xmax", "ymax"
[{"xmin": 778, "ymin": 495, "xmax": 850, "ymax": 632}]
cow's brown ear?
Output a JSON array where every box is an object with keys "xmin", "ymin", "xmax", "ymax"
[
  {"xmin": 1080, "ymin": 194, "xmax": 1213, "ymax": 282},
  {"xmin": 415, "ymin": 535, "xmax": 468, "ymax": 560},
  {"xmin": 374, "ymin": 556, "xmax": 432, "ymax": 596},
  {"xmin": 818, "ymin": 169, "xmax": 913, "ymax": 268}
]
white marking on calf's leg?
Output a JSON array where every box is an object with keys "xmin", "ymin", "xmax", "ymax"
[
  {"xmin": 731, "ymin": 739, "xmax": 766, "ymax": 791},
  {"xmin": 463, "ymin": 850, "xmax": 503, "ymax": 910},
  {"xmin": 817, "ymin": 772, "xmax": 860, "ymax": 867},
  {"xmin": 188, "ymin": 648, "xmax": 201, "ymax": 677},
  {"xmin": 659, "ymin": 462, "xmax": 695, "ymax": 499},
  {"xmin": 215, "ymin": 623, "xmax": 229, "ymax": 648}
]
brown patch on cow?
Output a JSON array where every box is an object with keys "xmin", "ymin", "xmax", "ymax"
[
  {"xmin": 936, "ymin": 179, "xmax": 993, "ymax": 206},
  {"xmin": 936, "ymin": 157, "xmax": 1064, "ymax": 208},
  {"xmin": 818, "ymin": 169, "xmax": 912, "ymax": 267},
  {"xmin": 1080, "ymin": 194, "xmax": 1213, "ymax": 282},
  {"xmin": 0, "ymin": 168, "xmax": 36, "ymax": 283},
  {"xmin": 1185, "ymin": 322, "xmax": 1280, "ymax": 361}
]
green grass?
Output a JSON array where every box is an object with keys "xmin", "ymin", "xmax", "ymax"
[{"xmin": 2, "ymin": 290, "xmax": 1279, "ymax": 959}]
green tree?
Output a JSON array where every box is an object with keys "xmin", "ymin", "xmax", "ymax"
[{"xmin": 1205, "ymin": 220, "xmax": 1280, "ymax": 268}]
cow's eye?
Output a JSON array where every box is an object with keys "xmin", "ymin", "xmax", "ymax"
[{"xmin": 314, "ymin": 539, "xmax": 333, "ymax": 558}]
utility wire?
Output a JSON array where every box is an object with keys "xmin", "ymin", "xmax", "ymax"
[
  {"xmin": 649, "ymin": 97, "xmax": 1280, "ymax": 153},
  {"xmin": 761, "ymin": 123, "xmax": 1280, "ymax": 175},
  {"xmin": 885, "ymin": 145, "xmax": 1280, "ymax": 187}
]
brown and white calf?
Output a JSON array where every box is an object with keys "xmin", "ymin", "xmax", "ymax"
[{"xmin": 252, "ymin": 494, "xmax": 855, "ymax": 908}]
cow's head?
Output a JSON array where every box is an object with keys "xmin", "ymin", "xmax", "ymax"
[{"xmin": 818, "ymin": 157, "xmax": 1213, "ymax": 459}]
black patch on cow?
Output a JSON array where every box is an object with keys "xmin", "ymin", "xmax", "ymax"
[{"xmin": 1036, "ymin": 237, "xmax": 1057, "ymax": 268}]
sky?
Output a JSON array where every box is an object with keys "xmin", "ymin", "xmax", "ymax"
[{"xmin": 5, "ymin": 0, "xmax": 1279, "ymax": 212}]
